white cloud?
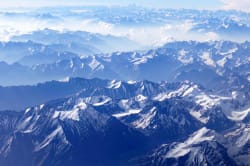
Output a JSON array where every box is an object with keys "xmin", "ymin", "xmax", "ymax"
[
  {"xmin": 221, "ymin": 0, "xmax": 250, "ymax": 12},
  {"xmin": 205, "ymin": 32, "xmax": 219, "ymax": 41},
  {"xmin": 97, "ymin": 21, "xmax": 114, "ymax": 34}
]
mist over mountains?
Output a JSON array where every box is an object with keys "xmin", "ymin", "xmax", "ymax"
[{"xmin": 0, "ymin": 5, "xmax": 250, "ymax": 166}]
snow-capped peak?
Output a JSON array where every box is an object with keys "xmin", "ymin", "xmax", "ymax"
[{"xmin": 53, "ymin": 99, "xmax": 87, "ymax": 121}]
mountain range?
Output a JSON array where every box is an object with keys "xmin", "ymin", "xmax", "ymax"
[
  {"xmin": 1, "ymin": 7, "xmax": 250, "ymax": 166},
  {"xmin": 0, "ymin": 77, "xmax": 250, "ymax": 165}
]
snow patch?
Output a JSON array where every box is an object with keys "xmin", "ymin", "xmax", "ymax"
[
  {"xmin": 127, "ymin": 80, "xmax": 137, "ymax": 84},
  {"xmin": 88, "ymin": 57, "xmax": 104, "ymax": 71},
  {"xmin": 19, "ymin": 116, "xmax": 32, "ymax": 129},
  {"xmin": 35, "ymin": 125, "xmax": 68, "ymax": 151},
  {"xmin": 59, "ymin": 77, "xmax": 70, "ymax": 82},
  {"xmin": 220, "ymin": 47, "xmax": 238, "ymax": 56},
  {"xmin": 165, "ymin": 127, "xmax": 214, "ymax": 158},
  {"xmin": 178, "ymin": 49, "xmax": 193, "ymax": 64},
  {"xmin": 53, "ymin": 109, "xmax": 80, "ymax": 121},
  {"xmin": 53, "ymin": 100, "xmax": 87, "ymax": 121},
  {"xmin": 118, "ymin": 99, "xmax": 129, "ymax": 108},
  {"xmin": 107, "ymin": 80, "xmax": 121, "ymax": 89},
  {"xmin": 190, "ymin": 110, "xmax": 209, "ymax": 124},
  {"xmin": 113, "ymin": 109, "xmax": 142, "ymax": 118},
  {"xmin": 135, "ymin": 94, "xmax": 147, "ymax": 102},
  {"xmin": 194, "ymin": 94, "xmax": 230, "ymax": 110},
  {"xmin": 154, "ymin": 83, "xmax": 200, "ymax": 101},
  {"xmin": 40, "ymin": 104, "xmax": 45, "ymax": 110},
  {"xmin": 200, "ymin": 52, "xmax": 216, "ymax": 67},
  {"xmin": 130, "ymin": 54, "xmax": 154, "ymax": 65},
  {"xmin": 229, "ymin": 108, "xmax": 250, "ymax": 121},
  {"xmin": 226, "ymin": 126, "xmax": 250, "ymax": 147},
  {"xmin": 25, "ymin": 108, "xmax": 31, "ymax": 114},
  {"xmin": 93, "ymin": 97, "xmax": 111, "ymax": 106},
  {"xmin": 217, "ymin": 57, "xmax": 227, "ymax": 67},
  {"xmin": 133, "ymin": 107, "xmax": 157, "ymax": 129}
]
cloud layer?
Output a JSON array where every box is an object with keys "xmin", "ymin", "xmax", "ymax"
[
  {"xmin": 1, "ymin": 0, "xmax": 249, "ymax": 12},
  {"xmin": 0, "ymin": 0, "xmax": 222, "ymax": 9},
  {"xmin": 221, "ymin": 0, "xmax": 250, "ymax": 12}
]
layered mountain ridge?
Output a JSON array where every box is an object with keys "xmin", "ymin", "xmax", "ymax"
[
  {"xmin": 0, "ymin": 78, "xmax": 250, "ymax": 165},
  {"xmin": 0, "ymin": 39, "xmax": 250, "ymax": 88},
  {"xmin": 1, "ymin": 7, "xmax": 250, "ymax": 166}
]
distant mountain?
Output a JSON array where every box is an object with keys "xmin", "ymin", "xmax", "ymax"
[
  {"xmin": 0, "ymin": 41, "xmax": 249, "ymax": 89},
  {"xmin": 11, "ymin": 29, "xmax": 141, "ymax": 55},
  {"xmin": 0, "ymin": 29, "xmax": 141, "ymax": 65},
  {"xmin": 0, "ymin": 78, "xmax": 108, "ymax": 110}
]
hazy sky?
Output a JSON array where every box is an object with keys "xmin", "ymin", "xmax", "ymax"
[{"xmin": 0, "ymin": 0, "xmax": 250, "ymax": 11}]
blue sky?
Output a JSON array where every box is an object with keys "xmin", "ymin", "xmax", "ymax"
[{"xmin": 0, "ymin": 0, "xmax": 250, "ymax": 12}]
